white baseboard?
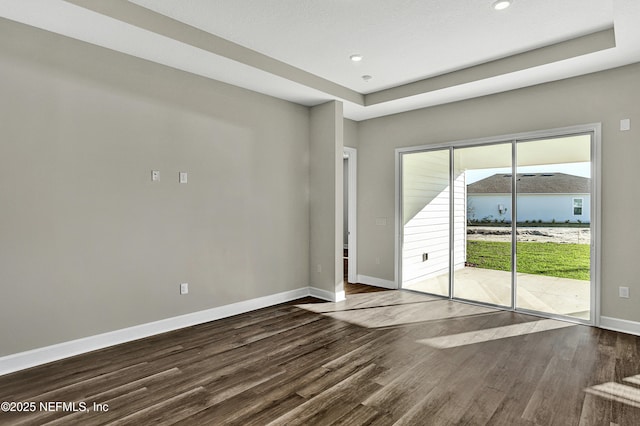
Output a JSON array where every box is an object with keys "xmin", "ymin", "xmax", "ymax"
[
  {"xmin": 0, "ymin": 286, "xmax": 340, "ymax": 377},
  {"xmin": 600, "ymin": 316, "xmax": 640, "ymax": 336},
  {"xmin": 6, "ymin": 287, "xmax": 633, "ymax": 376},
  {"xmin": 357, "ymin": 274, "xmax": 397, "ymax": 290},
  {"xmin": 309, "ymin": 286, "xmax": 344, "ymax": 302}
]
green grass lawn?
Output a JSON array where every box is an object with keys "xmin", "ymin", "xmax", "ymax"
[{"xmin": 466, "ymin": 240, "xmax": 590, "ymax": 281}]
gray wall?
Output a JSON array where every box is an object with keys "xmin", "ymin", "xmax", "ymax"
[
  {"xmin": 309, "ymin": 101, "xmax": 344, "ymax": 295},
  {"xmin": 344, "ymin": 119, "xmax": 359, "ymax": 149},
  {"xmin": 358, "ymin": 62, "xmax": 640, "ymax": 322},
  {"xmin": 0, "ymin": 20, "xmax": 310, "ymax": 356}
]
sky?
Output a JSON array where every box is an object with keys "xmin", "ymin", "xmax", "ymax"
[{"xmin": 466, "ymin": 162, "xmax": 591, "ymax": 184}]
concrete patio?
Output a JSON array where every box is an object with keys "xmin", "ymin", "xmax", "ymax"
[{"xmin": 403, "ymin": 267, "xmax": 590, "ymax": 320}]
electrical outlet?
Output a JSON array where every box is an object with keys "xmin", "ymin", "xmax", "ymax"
[
  {"xmin": 151, "ymin": 170, "xmax": 160, "ymax": 182},
  {"xmin": 180, "ymin": 283, "xmax": 189, "ymax": 295},
  {"xmin": 179, "ymin": 172, "xmax": 188, "ymax": 183},
  {"xmin": 619, "ymin": 286, "xmax": 630, "ymax": 298}
]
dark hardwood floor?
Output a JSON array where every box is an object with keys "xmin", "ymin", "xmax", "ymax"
[
  {"xmin": 343, "ymin": 248, "xmax": 386, "ymax": 295},
  {"xmin": 1, "ymin": 290, "xmax": 639, "ymax": 425},
  {"xmin": 344, "ymin": 282, "xmax": 387, "ymax": 295}
]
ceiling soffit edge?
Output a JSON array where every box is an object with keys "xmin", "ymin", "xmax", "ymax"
[
  {"xmin": 365, "ymin": 28, "xmax": 616, "ymax": 106},
  {"xmin": 63, "ymin": 0, "xmax": 364, "ymax": 106},
  {"xmin": 60, "ymin": 0, "xmax": 623, "ymax": 118}
]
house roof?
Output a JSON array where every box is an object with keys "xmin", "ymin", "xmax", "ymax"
[{"xmin": 467, "ymin": 173, "xmax": 590, "ymax": 194}]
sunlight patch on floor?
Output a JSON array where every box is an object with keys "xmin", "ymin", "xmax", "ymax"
[
  {"xmin": 416, "ymin": 318, "xmax": 577, "ymax": 349},
  {"xmin": 585, "ymin": 382, "xmax": 640, "ymax": 409},
  {"xmin": 297, "ymin": 290, "xmax": 440, "ymax": 314},
  {"xmin": 296, "ymin": 291, "xmax": 496, "ymax": 328},
  {"xmin": 624, "ymin": 375, "xmax": 640, "ymax": 386}
]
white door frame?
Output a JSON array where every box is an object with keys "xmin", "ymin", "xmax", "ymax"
[{"xmin": 344, "ymin": 147, "xmax": 358, "ymax": 283}]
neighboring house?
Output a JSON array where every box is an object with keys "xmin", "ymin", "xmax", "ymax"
[{"xmin": 467, "ymin": 173, "xmax": 591, "ymax": 223}]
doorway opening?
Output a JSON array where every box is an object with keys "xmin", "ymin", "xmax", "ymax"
[{"xmin": 343, "ymin": 147, "xmax": 358, "ymax": 291}]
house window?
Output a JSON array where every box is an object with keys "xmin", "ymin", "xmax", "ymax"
[{"xmin": 573, "ymin": 198, "xmax": 583, "ymax": 216}]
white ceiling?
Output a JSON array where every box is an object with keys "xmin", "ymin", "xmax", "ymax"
[
  {"xmin": 1, "ymin": 0, "xmax": 639, "ymax": 120},
  {"xmin": 129, "ymin": 0, "xmax": 614, "ymax": 93}
]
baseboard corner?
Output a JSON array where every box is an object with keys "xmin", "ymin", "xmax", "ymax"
[
  {"xmin": 356, "ymin": 274, "xmax": 397, "ymax": 290},
  {"xmin": 599, "ymin": 316, "xmax": 640, "ymax": 336},
  {"xmin": 308, "ymin": 286, "xmax": 343, "ymax": 302}
]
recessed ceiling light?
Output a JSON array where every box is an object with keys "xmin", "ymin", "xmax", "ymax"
[
  {"xmin": 362, "ymin": 75, "xmax": 373, "ymax": 82},
  {"xmin": 492, "ymin": 0, "xmax": 511, "ymax": 10},
  {"xmin": 350, "ymin": 54, "xmax": 363, "ymax": 62}
]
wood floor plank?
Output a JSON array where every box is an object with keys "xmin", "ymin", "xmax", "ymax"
[
  {"xmin": 329, "ymin": 403, "xmax": 386, "ymax": 425},
  {"xmin": 108, "ymin": 386, "xmax": 208, "ymax": 426},
  {"xmin": 266, "ymin": 363, "xmax": 385, "ymax": 426}
]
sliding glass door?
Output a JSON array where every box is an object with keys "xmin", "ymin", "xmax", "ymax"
[
  {"xmin": 515, "ymin": 135, "xmax": 592, "ymax": 320},
  {"xmin": 453, "ymin": 143, "xmax": 513, "ymax": 307},
  {"xmin": 399, "ymin": 129, "xmax": 596, "ymax": 323},
  {"xmin": 401, "ymin": 149, "xmax": 450, "ymax": 297}
]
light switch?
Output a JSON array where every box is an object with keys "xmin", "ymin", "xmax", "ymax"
[
  {"xmin": 151, "ymin": 170, "xmax": 160, "ymax": 182},
  {"xmin": 619, "ymin": 286, "xmax": 630, "ymax": 298},
  {"xmin": 179, "ymin": 172, "xmax": 188, "ymax": 183},
  {"xmin": 620, "ymin": 119, "xmax": 630, "ymax": 131}
]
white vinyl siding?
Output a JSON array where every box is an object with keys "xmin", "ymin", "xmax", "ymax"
[
  {"xmin": 453, "ymin": 172, "xmax": 466, "ymax": 269},
  {"xmin": 402, "ymin": 151, "xmax": 465, "ymax": 287}
]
